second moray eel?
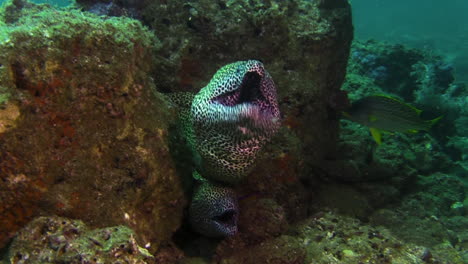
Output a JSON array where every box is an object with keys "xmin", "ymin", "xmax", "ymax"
[{"xmin": 171, "ymin": 60, "xmax": 280, "ymax": 237}]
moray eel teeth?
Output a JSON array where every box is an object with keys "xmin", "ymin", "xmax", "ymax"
[
  {"xmin": 189, "ymin": 182, "xmax": 239, "ymax": 237},
  {"xmin": 191, "ymin": 60, "xmax": 280, "ymax": 184}
]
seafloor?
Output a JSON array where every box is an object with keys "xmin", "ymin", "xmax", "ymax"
[{"xmin": 0, "ymin": 0, "xmax": 466, "ymax": 263}]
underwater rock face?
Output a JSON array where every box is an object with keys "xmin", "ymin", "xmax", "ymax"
[
  {"xmin": 0, "ymin": 1, "xmax": 184, "ymax": 253},
  {"xmin": 237, "ymin": 198, "xmax": 288, "ymax": 242},
  {"xmin": 77, "ymin": 0, "xmax": 353, "ymax": 184},
  {"xmin": 148, "ymin": 0, "xmax": 353, "ymax": 181},
  {"xmin": 212, "ymin": 211, "xmax": 462, "ymax": 264},
  {"xmin": 345, "ymin": 40, "xmax": 468, "ymax": 159},
  {"xmin": 336, "ymin": 39, "xmax": 467, "ymax": 262},
  {"xmin": 0, "ymin": 0, "xmax": 356, "ymax": 262},
  {"xmin": 216, "ymin": 235, "xmax": 307, "ymax": 264},
  {"xmin": 290, "ymin": 212, "xmax": 462, "ymax": 264},
  {"xmin": 153, "ymin": 0, "xmax": 352, "ymax": 245},
  {"xmin": 333, "ymin": 40, "xmax": 461, "ymax": 183},
  {"xmin": 4, "ymin": 216, "xmax": 155, "ymax": 263},
  {"xmin": 78, "ymin": 0, "xmax": 353, "ymax": 243},
  {"xmin": 76, "ymin": 0, "xmax": 143, "ymax": 18}
]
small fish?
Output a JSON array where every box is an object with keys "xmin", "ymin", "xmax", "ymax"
[{"xmin": 343, "ymin": 95, "xmax": 442, "ymax": 144}]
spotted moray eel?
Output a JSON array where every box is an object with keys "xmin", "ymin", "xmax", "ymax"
[{"xmin": 170, "ymin": 60, "xmax": 280, "ymax": 237}]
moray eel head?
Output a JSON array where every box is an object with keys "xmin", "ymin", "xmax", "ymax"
[
  {"xmin": 191, "ymin": 60, "xmax": 280, "ymax": 184},
  {"xmin": 189, "ymin": 182, "xmax": 238, "ymax": 237}
]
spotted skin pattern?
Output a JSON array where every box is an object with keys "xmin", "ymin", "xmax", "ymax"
[
  {"xmin": 172, "ymin": 60, "xmax": 280, "ymax": 237},
  {"xmin": 191, "ymin": 60, "xmax": 280, "ymax": 184},
  {"xmin": 189, "ymin": 181, "xmax": 238, "ymax": 237}
]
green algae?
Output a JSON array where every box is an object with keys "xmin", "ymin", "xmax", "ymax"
[
  {"xmin": 5, "ymin": 216, "xmax": 155, "ymax": 263},
  {"xmin": 0, "ymin": 0, "xmax": 158, "ymax": 102},
  {"xmin": 1, "ymin": 1, "xmax": 153, "ymax": 47},
  {"xmin": 0, "ymin": 91, "xmax": 9, "ymax": 105}
]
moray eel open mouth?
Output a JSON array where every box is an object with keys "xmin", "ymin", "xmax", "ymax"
[
  {"xmin": 212, "ymin": 71, "xmax": 264, "ymax": 106},
  {"xmin": 189, "ymin": 182, "xmax": 238, "ymax": 237},
  {"xmin": 190, "ymin": 60, "xmax": 280, "ymax": 184},
  {"xmin": 212, "ymin": 69, "xmax": 277, "ymax": 136},
  {"xmin": 205, "ymin": 62, "xmax": 280, "ymax": 135}
]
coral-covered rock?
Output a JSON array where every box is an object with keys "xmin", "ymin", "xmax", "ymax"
[
  {"xmin": 0, "ymin": 0, "xmax": 359, "ymax": 262},
  {"xmin": 77, "ymin": 0, "xmax": 353, "ymax": 186},
  {"xmin": 313, "ymin": 184, "xmax": 372, "ymax": 220},
  {"xmin": 292, "ymin": 212, "xmax": 463, "ymax": 264},
  {"xmin": 4, "ymin": 216, "xmax": 155, "ymax": 263},
  {"xmin": 216, "ymin": 235, "xmax": 306, "ymax": 264},
  {"xmin": 336, "ymin": 39, "xmax": 467, "ymax": 263},
  {"xmin": 344, "ymin": 40, "xmax": 468, "ymax": 168},
  {"xmin": 209, "ymin": 211, "xmax": 464, "ymax": 264},
  {"xmin": 332, "ymin": 119, "xmax": 451, "ymax": 183},
  {"xmin": 328, "ymin": 39, "xmax": 461, "ymax": 191},
  {"xmin": 370, "ymin": 172, "xmax": 467, "ymax": 249},
  {"xmin": 237, "ymin": 198, "xmax": 288, "ymax": 242},
  {"xmin": 0, "ymin": 1, "xmax": 185, "ymax": 253},
  {"xmin": 151, "ymin": 0, "xmax": 353, "ymax": 183},
  {"xmin": 347, "ymin": 40, "xmax": 424, "ymax": 101}
]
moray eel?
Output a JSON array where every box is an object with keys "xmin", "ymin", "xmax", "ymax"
[
  {"xmin": 171, "ymin": 60, "xmax": 280, "ymax": 237},
  {"xmin": 189, "ymin": 180, "xmax": 239, "ymax": 237},
  {"xmin": 191, "ymin": 60, "xmax": 280, "ymax": 184}
]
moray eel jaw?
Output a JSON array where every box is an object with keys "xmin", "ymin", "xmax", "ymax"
[
  {"xmin": 193, "ymin": 60, "xmax": 280, "ymax": 133},
  {"xmin": 189, "ymin": 182, "xmax": 239, "ymax": 237},
  {"xmin": 191, "ymin": 60, "xmax": 280, "ymax": 184}
]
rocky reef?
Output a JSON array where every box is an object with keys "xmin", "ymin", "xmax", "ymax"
[
  {"xmin": 0, "ymin": 0, "xmax": 185, "ymax": 255},
  {"xmin": 334, "ymin": 40, "xmax": 468, "ymax": 262},
  {"xmin": 340, "ymin": 39, "xmax": 467, "ymax": 182},
  {"xmin": 75, "ymin": 0, "xmax": 354, "ymax": 180},
  {"xmin": 3, "ymin": 216, "xmax": 155, "ymax": 263},
  {"xmin": 1, "ymin": 0, "xmax": 466, "ymax": 263}
]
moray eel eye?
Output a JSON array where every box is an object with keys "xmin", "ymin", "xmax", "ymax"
[{"xmin": 189, "ymin": 182, "xmax": 238, "ymax": 237}]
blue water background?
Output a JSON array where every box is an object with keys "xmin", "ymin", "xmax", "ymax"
[{"xmin": 352, "ymin": 0, "xmax": 468, "ymax": 81}]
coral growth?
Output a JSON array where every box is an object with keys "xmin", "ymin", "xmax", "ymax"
[
  {"xmin": 7, "ymin": 1, "xmax": 465, "ymax": 264},
  {"xmin": 336, "ymin": 39, "xmax": 467, "ymax": 263},
  {"xmin": 292, "ymin": 212, "xmax": 463, "ymax": 263},
  {"xmin": 76, "ymin": 0, "xmax": 354, "ymax": 185},
  {"xmin": 0, "ymin": 0, "xmax": 184, "ymax": 254},
  {"xmin": 4, "ymin": 216, "xmax": 155, "ymax": 263}
]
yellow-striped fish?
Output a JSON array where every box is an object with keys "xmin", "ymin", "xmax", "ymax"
[{"xmin": 343, "ymin": 95, "xmax": 442, "ymax": 144}]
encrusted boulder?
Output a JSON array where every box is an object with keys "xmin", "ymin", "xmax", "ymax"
[
  {"xmin": 290, "ymin": 211, "xmax": 463, "ymax": 264},
  {"xmin": 4, "ymin": 216, "xmax": 155, "ymax": 263},
  {"xmin": 76, "ymin": 0, "xmax": 353, "ymax": 184},
  {"xmin": 146, "ymin": 0, "xmax": 353, "ymax": 182},
  {"xmin": 0, "ymin": 1, "xmax": 185, "ymax": 253},
  {"xmin": 0, "ymin": 0, "xmax": 357, "ymax": 262}
]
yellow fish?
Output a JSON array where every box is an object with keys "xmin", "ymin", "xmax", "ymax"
[{"xmin": 343, "ymin": 95, "xmax": 442, "ymax": 144}]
